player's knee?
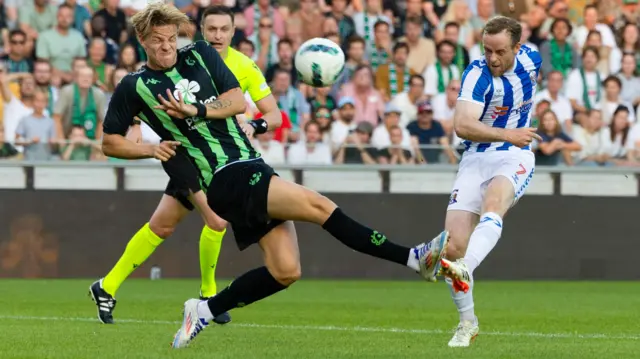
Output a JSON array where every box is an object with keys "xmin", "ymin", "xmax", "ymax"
[
  {"xmin": 306, "ymin": 191, "xmax": 337, "ymax": 224},
  {"xmin": 204, "ymin": 216, "xmax": 227, "ymax": 232},
  {"xmin": 147, "ymin": 221, "xmax": 176, "ymax": 239},
  {"xmin": 270, "ymin": 262, "xmax": 302, "ymax": 286}
]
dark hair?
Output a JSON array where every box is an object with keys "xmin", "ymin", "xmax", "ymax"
[
  {"xmin": 539, "ymin": 109, "xmax": 562, "ymax": 136},
  {"xmin": 373, "ymin": 20, "xmax": 389, "ymax": 32},
  {"xmin": 586, "ymin": 29, "xmax": 602, "ymax": 44},
  {"xmin": 201, "ymin": 5, "xmax": 235, "ymax": 26},
  {"xmin": 603, "ymin": 75, "xmax": 622, "ymax": 88},
  {"xmin": 546, "ymin": 70, "xmax": 563, "ymax": 79},
  {"xmin": 111, "ymin": 67, "xmax": 129, "ymax": 91},
  {"xmin": 405, "ymin": 15, "xmax": 423, "ymax": 27},
  {"xmin": 550, "ymin": 18, "xmax": 572, "ymax": 36},
  {"xmin": 583, "ymin": 4, "xmax": 598, "ymax": 14},
  {"xmin": 610, "ymin": 105, "xmax": 630, "ymax": 144},
  {"xmin": 582, "ymin": 46, "xmax": 600, "ymax": 60},
  {"xmin": 58, "ymin": 3, "xmax": 73, "ymax": 11},
  {"xmin": 117, "ymin": 43, "xmax": 137, "ymax": 72},
  {"xmin": 236, "ymin": 38, "xmax": 255, "ymax": 51},
  {"xmin": 304, "ymin": 120, "xmax": 321, "ymax": 133},
  {"xmin": 274, "ymin": 68, "xmax": 291, "ymax": 79},
  {"xmin": 483, "ymin": 15, "xmax": 522, "ymax": 47},
  {"xmin": 346, "ymin": 35, "xmax": 366, "ymax": 50},
  {"xmin": 444, "ymin": 22, "xmax": 460, "ymax": 31},
  {"xmin": 393, "ymin": 42, "xmax": 410, "ymax": 54},
  {"xmin": 352, "ymin": 64, "xmax": 374, "ymax": 79},
  {"xmin": 437, "ymin": 39, "xmax": 456, "ymax": 52},
  {"xmin": 409, "ymin": 74, "xmax": 425, "ymax": 85},
  {"xmin": 8, "ymin": 29, "xmax": 26, "ymax": 40},
  {"xmin": 33, "ymin": 59, "xmax": 51, "ymax": 69},
  {"xmin": 536, "ymin": 99, "xmax": 551, "ymax": 110},
  {"xmin": 277, "ymin": 38, "xmax": 293, "ymax": 51}
]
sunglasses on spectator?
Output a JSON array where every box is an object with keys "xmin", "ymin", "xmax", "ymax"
[{"xmin": 315, "ymin": 112, "xmax": 332, "ymax": 119}]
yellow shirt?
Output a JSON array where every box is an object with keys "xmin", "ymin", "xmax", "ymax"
[{"xmin": 223, "ymin": 47, "xmax": 271, "ymax": 103}]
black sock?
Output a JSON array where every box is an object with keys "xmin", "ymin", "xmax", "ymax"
[
  {"xmin": 322, "ymin": 208, "xmax": 410, "ymax": 266},
  {"xmin": 207, "ymin": 266, "xmax": 287, "ymax": 317}
]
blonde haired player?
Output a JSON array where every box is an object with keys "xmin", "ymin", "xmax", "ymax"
[
  {"xmin": 89, "ymin": 5, "xmax": 281, "ymax": 325},
  {"xmin": 438, "ymin": 16, "xmax": 542, "ymax": 347}
]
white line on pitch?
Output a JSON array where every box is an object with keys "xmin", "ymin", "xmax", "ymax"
[{"xmin": 0, "ymin": 315, "xmax": 638, "ymax": 341}]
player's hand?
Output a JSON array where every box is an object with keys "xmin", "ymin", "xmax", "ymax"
[
  {"xmin": 153, "ymin": 140, "xmax": 181, "ymax": 162},
  {"xmin": 155, "ymin": 89, "xmax": 197, "ymax": 119},
  {"xmin": 240, "ymin": 122, "xmax": 256, "ymax": 138},
  {"xmin": 504, "ymin": 128, "xmax": 542, "ymax": 148}
]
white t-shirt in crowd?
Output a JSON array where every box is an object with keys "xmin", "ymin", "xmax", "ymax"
[
  {"xmin": 390, "ymin": 92, "xmax": 417, "ymax": 128},
  {"xmin": 431, "ymin": 93, "xmax": 455, "ymax": 123},
  {"xmin": 566, "ymin": 69, "xmax": 601, "ymax": 108},
  {"xmin": 600, "ymin": 100, "xmax": 635, "ymax": 126},
  {"xmin": 625, "ymin": 123, "xmax": 640, "ymax": 152},
  {"xmin": 370, "ymin": 125, "xmax": 412, "ymax": 151},
  {"xmin": 422, "ymin": 63, "xmax": 460, "ymax": 97},
  {"xmin": 253, "ymin": 140, "xmax": 286, "ymax": 164},
  {"xmin": 330, "ymin": 120, "xmax": 357, "ymax": 150},
  {"xmin": 575, "ymin": 24, "xmax": 617, "ymax": 49},
  {"xmin": 572, "ymin": 125, "xmax": 608, "ymax": 161},
  {"xmin": 535, "ymin": 89, "xmax": 574, "ymax": 124},
  {"xmin": 286, "ymin": 142, "xmax": 332, "ymax": 165},
  {"xmin": 601, "ymin": 127, "xmax": 630, "ymax": 158}
]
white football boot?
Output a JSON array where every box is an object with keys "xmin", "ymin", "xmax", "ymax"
[
  {"xmin": 414, "ymin": 230, "xmax": 450, "ymax": 282},
  {"xmin": 171, "ymin": 299, "xmax": 210, "ymax": 349},
  {"xmin": 448, "ymin": 318, "xmax": 479, "ymax": 347},
  {"xmin": 439, "ymin": 258, "xmax": 471, "ymax": 293}
]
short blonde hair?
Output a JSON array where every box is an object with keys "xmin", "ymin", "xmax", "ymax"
[{"xmin": 130, "ymin": 2, "xmax": 191, "ymax": 40}]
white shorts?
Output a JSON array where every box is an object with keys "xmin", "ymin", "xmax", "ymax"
[{"xmin": 447, "ymin": 150, "xmax": 535, "ymax": 215}]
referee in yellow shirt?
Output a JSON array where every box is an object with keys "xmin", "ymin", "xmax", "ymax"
[{"xmin": 89, "ymin": 5, "xmax": 281, "ymax": 325}]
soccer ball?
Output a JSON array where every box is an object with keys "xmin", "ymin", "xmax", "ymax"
[{"xmin": 295, "ymin": 38, "xmax": 345, "ymax": 88}]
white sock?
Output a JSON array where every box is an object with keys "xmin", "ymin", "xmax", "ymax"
[
  {"xmin": 446, "ymin": 277, "xmax": 476, "ymax": 322},
  {"xmin": 406, "ymin": 248, "xmax": 420, "ymax": 272},
  {"xmin": 197, "ymin": 300, "xmax": 214, "ymax": 322},
  {"xmin": 464, "ymin": 212, "xmax": 503, "ymax": 273}
]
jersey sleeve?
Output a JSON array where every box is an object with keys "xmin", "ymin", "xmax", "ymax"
[
  {"xmin": 458, "ymin": 64, "xmax": 490, "ymax": 106},
  {"xmin": 194, "ymin": 41, "xmax": 240, "ymax": 95},
  {"xmin": 246, "ymin": 60, "xmax": 272, "ymax": 103},
  {"xmin": 103, "ymin": 76, "xmax": 141, "ymax": 136}
]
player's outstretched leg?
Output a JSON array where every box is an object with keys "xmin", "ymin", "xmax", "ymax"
[
  {"xmin": 172, "ymin": 221, "xmax": 300, "ymax": 348},
  {"xmin": 440, "ymin": 176, "xmax": 514, "ymax": 348}
]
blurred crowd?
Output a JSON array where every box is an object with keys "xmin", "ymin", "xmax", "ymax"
[{"xmin": 0, "ymin": 0, "xmax": 640, "ymax": 167}]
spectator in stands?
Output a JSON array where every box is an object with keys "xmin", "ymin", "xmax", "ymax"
[
  {"xmin": 367, "ymin": 20, "xmax": 392, "ymax": 72},
  {"xmin": 333, "ymin": 121, "xmax": 377, "ymax": 164},
  {"xmin": 307, "ymin": 86, "xmax": 336, "ymax": 113},
  {"xmin": 538, "ymin": 0, "xmax": 572, "ymax": 41},
  {"xmin": 432, "ymin": 79, "xmax": 459, "ymax": 135},
  {"xmin": 603, "ymin": 105, "xmax": 634, "ymax": 165},
  {"xmin": 0, "ymin": 124, "xmax": 19, "ymax": 159},
  {"xmin": 106, "ymin": 67, "xmax": 128, "ymax": 104},
  {"xmin": 408, "ymin": 101, "xmax": 457, "ymax": 164},
  {"xmin": 377, "ymin": 125, "xmax": 415, "ymax": 164},
  {"xmin": 375, "ymin": 42, "xmax": 414, "ymax": 102},
  {"xmin": 89, "ymin": 15, "xmax": 119, "ymax": 64},
  {"xmin": 391, "ymin": 74, "xmax": 425, "ymax": 129},
  {"xmin": 236, "ymin": 38, "xmax": 255, "ymax": 59},
  {"xmin": 250, "ymin": 17, "xmax": 280, "ymax": 71},
  {"xmin": 617, "ymin": 23, "xmax": 640, "ymax": 75},
  {"xmin": 322, "ymin": 17, "xmax": 340, "ymax": 40},
  {"xmin": 519, "ymin": 20, "xmax": 539, "ymax": 52},
  {"xmin": 423, "ymin": 40, "xmax": 460, "ymax": 99},
  {"xmin": 536, "ymin": 71, "xmax": 573, "ymax": 131},
  {"xmin": 325, "ymin": 32, "xmax": 341, "ymax": 46},
  {"xmin": 284, "ymin": 16, "xmax": 303, "ymax": 51},
  {"xmin": 313, "ymin": 106, "xmax": 333, "ymax": 143},
  {"xmin": 398, "ymin": 16, "xmax": 435, "ymax": 75},
  {"xmin": 470, "ymin": 0, "xmax": 494, "ymax": 38},
  {"xmin": 567, "ymin": 47, "xmax": 602, "ymax": 113},
  {"xmin": 2, "ymin": 30, "xmax": 33, "ymax": 73},
  {"xmin": 325, "ymin": 0, "xmax": 355, "ymax": 43},
  {"xmin": 617, "ymin": 53, "xmax": 640, "ymax": 110},
  {"xmin": 539, "ymin": 18, "xmax": 580, "ymax": 80},
  {"xmin": 60, "ymin": 125, "xmax": 93, "ymax": 161},
  {"xmin": 265, "ymin": 39, "xmax": 297, "ymax": 85},
  {"xmin": 36, "ymin": 4, "xmax": 86, "ymax": 85},
  {"xmin": 287, "ymin": 120, "xmax": 332, "ymax": 164},
  {"xmin": 331, "ymin": 36, "xmax": 366, "ymax": 97},
  {"xmin": 33, "ymin": 60, "xmax": 58, "ymax": 113},
  {"xmin": 437, "ymin": 0, "xmax": 474, "ymax": 50},
  {"xmin": 397, "ymin": 0, "xmax": 435, "ymax": 40},
  {"xmin": 255, "ymin": 110, "xmax": 292, "ymax": 144},
  {"xmin": 252, "ymin": 130, "xmax": 286, "ymax": 165},
  {"xmin": 19, "ymin": 0, "xmax": 57, "ymax": 40},
  {"xmin": 441, "ymin": 22, "xmax": 470, "ymax": 74},
  {"xmin": 601, "ymin": 75, "xmax": 634, "ymax": 126},
  {"xmin": 244, "ymin": 0, "xmax": 285, "ymax": 38},
  {"xmin": 14, "ymin": 90, "xmax": 55, "ymax": 161},
  {"xmin": 339, "ymin": 64, "xmax": 384, "ymax": 126},
  {"xmin": 71, "ymin": 57, "xmax": 87, "ymax": 76},
  {"xmin": 0, "ymin": 71, "xmax": 41, "ymax": 145},
  {"xmin": 352, "ymin": 0, "xmax": 391, "ymax": 62},
  {"xmin": 292, "ymin": 0, "xmax": 323, "ymax": 41},
  {"xmin": 572, "ymin": 109, "xmax": 612, "ymax": 166},
  {"xmin": 66, "ymin": 0, "xmax": 91, "ymax": 36},
  {"xmin": 92, "ymin": 0, "xmax": 128, "ymax": 45},
  {"xmin": 87, "ymin": 38, "xmax": 114, "ymax": 92},
  {"xmin": 53, "ymin": 66, "xmax": 105, "ymax": 141},
  {"xmin": 575, "ymin": 5, "xmax": 616, "ymax": 50},
  {"xmin": 372, "ymin": 103, "xmax": 412, "ymax": 152},
  {"xmin": 116, "ymin": 43, "xmax": 138, "ymax": 73},
  {"xmin": 584, "ymin": 30, "xmax": 613, "ymax": 77},
  {"xmin": 272, "ymin": 68, "xmax": 309, "ymax": 142},
  {"xmin": 119, "ymin": 0, "xmax": 148, "ymax": 17},
  {"xmin": 535, "ymin": 109, "xmax": 581, "ymax": 166},
  {"xmin": 532, "ymin": 99, "xmax": 551, "ymax": 129},
  {"xmin": 330, "ymin": 96, "xmax": 357, "ymax": 149}
]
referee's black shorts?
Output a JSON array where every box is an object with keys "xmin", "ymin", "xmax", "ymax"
[{"xmin": 206, "ymin": 158, "xmax": 283, "ymax": 251}]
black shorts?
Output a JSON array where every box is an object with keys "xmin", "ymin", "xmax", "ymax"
[
  {"xmin": 162, "ymin": 149, "xmax": 202, "ymax": 211},
  {"xmin": 206, "ymin": 158, "xmax": 284, "ymax": 251}
]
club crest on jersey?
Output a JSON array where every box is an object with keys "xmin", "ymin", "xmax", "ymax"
[
  {"xmin": 449, "ymin": 189, "xmax": 459, "ymax": 205},
  {"xmin": 529, "ymin": 71, "xmax": 537, "ymax": 86}
]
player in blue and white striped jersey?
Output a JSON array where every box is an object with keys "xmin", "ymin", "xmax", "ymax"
[{"xmin": 436, "ymin": 16, "xmax": 543, "ymax": 348}]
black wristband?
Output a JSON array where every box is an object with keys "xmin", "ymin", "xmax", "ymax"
[
  {"xmin": 132, "ymin": 119, "xmax": 141, "ymax": 125},
  {"xmin": 194, "ymin": 102, "xmax": 207, "ymax": 118},
  {"xmin": 250, "ymin": 119, "xmax": 268, "ymax": 135}
]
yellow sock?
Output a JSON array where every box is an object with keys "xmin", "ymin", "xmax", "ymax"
[
  {"xmin": 102, "ymin": 223, "xmax": 164, "ymax": 296},
  {"xmin": 199, "ymin": 225, "xmax": 225, "ymax": 298}
]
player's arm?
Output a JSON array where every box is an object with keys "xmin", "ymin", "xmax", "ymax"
[
  {"xmin": 247, "ymin": 60, "xmax": 283, "ymax": 130},
  {"xmin": 198, "ymin": 42, "xmax": 246, "ymax": 119}
]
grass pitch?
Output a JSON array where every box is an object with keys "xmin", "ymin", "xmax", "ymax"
[{"xmin": 0, "ymin": 279, "xmax": 638, "ymax": 358}]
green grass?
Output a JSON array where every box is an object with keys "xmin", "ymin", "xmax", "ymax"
[{"xmin": 0, "ymin": 280, "xmax": 638, "ymax": 358}]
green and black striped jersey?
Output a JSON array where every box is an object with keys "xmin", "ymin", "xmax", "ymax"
[{"xmin": 103, "ymin": 41, "xmax": 260, "ymax": 188}]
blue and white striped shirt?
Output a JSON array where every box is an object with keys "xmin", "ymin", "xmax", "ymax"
[{"xmin": 457, "ymin": 45, "xmax": 542, "ymax": 152}]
